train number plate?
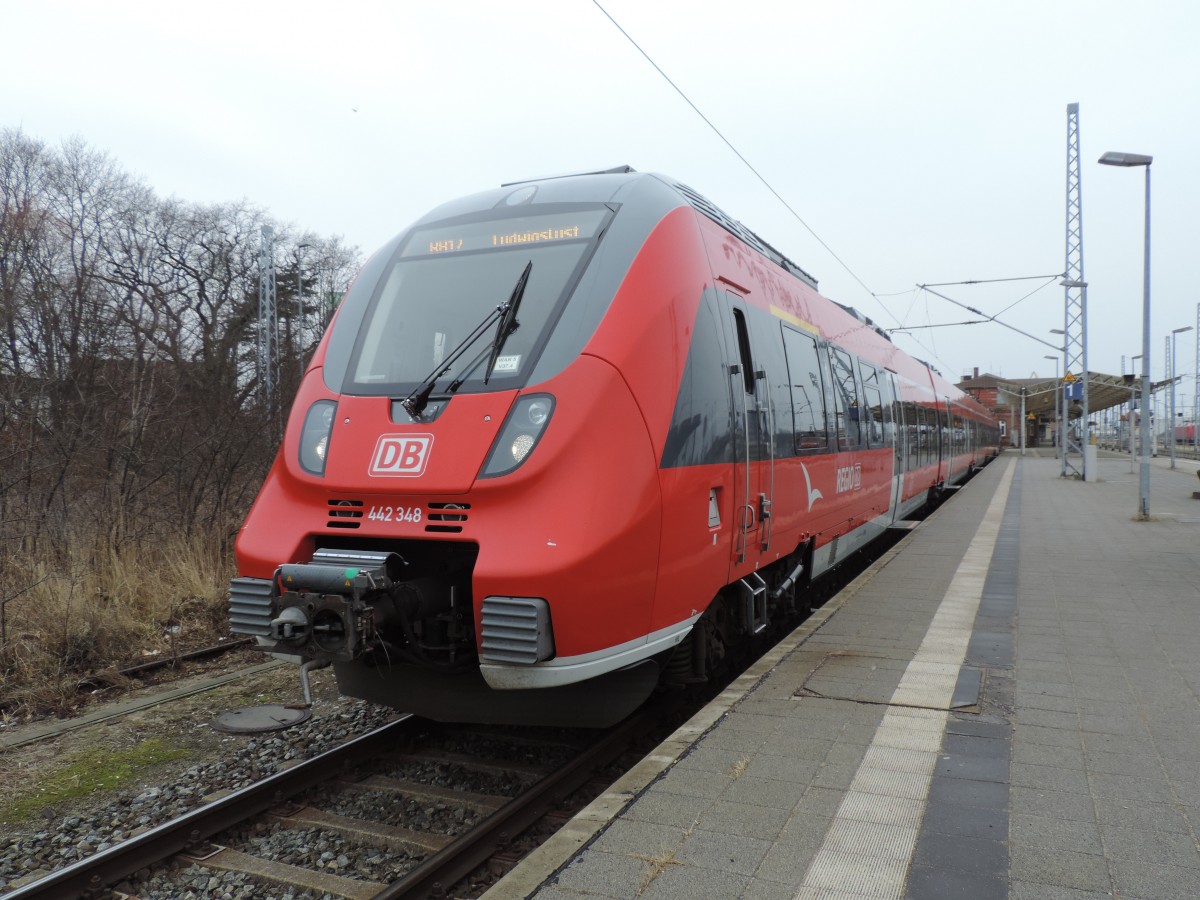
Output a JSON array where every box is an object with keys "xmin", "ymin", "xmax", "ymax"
[{"xmin": 367, "ymin": 505, "xmax": 422, "ymax": 523}]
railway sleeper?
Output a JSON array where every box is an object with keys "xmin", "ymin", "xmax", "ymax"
[
  {"xmin": 267, "ymin": 804, "xmax": 453, "ymax": 855},
  {"xmin": 381, "ymin": 749, "xmax": 550, "ymax": 781},
  {"xmin": 333, "ymin": 773, "xmax": 507, "ymax": 816},
  {"xmin": 175, "ymin": 845, "xmax": 384, "ymax": 900}
]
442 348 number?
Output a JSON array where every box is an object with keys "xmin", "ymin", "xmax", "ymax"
[{"xmin": 367, "ymin": 505, "xmax": 422, "ymax": 523}]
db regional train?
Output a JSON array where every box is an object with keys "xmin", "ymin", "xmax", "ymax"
[{"xmin": 229, "ymin": 167, "xmax": 1000, "ymax": 727}]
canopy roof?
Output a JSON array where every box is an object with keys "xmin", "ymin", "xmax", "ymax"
[{"xmin": 957, "ymin": 372, "xmax": 1174, "ymax": 421}]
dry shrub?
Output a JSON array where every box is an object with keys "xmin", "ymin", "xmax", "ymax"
[{"xmin": 0, "ymin": 524, "xmax": 237, "ymax": 721}]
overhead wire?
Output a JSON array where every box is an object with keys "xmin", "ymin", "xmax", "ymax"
[
  {"xmin": 993, "ymin": 276, "xmax": 1060, "ymax": 319},
  {"xmin": 591, "ymin": 1, "xmax": 963, "ymax": 375},
  {"xmin": 590, "ymin": 0, "xmax": 881, "ymax": 305}
]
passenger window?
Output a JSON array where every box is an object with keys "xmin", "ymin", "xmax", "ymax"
[
  {"xmin": 860, "ymin": 365, "xmax": 884, "ymax": 448},
  {"xmin": 732, "ymin": 308, "xmax": 755, "ymax": 395},
  {"xmin": 829, "ymin": 349, "xmax": 862, "ymax": 449},
  {"xmin": 781, "ymin": 326, "xmax": 828, "ymax": 452}
]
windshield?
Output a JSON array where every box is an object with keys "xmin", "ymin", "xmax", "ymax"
[{"xmin": 346, "ymin": 206, "xmax": 610, "ymax": 395}]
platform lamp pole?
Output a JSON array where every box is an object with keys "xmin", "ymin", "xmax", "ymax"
[
  {"xmin": 1045, "ymin": 355, "xmax": 1060, "ymax": 457},
  {"xmin": 1170, "ymin": 326, "xmax": 1193, "ymax": 468},
  {"xmin": 1050, "ymin": 328, "xmax": 1067, "ymax": 472},
  {"xmin": 1130, "ymin": 354, "xmax": 1142, "ymax": 470},
  {"xmin": 1099, "ymin": 151, "xmax": 1153, "ymax": 518}
]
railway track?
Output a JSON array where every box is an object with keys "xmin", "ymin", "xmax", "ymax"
[
  {"xmin": 3, "ymin": 479, "xmax": 951, "ymax": 900},
  {"xmin": 5, "ymin": 699, "xmax": 678, "ymax": 900}
]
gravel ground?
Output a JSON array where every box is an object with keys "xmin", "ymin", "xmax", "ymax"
[
  {"xmin": 0, "ymin": 662, "xmax": 396, "ymax": 894},
  {"xmin": 315, "ymin": 785, "xmax": 482, "ymax": 834}
]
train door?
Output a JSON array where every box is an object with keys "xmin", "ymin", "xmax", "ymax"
[
  {"xmin": 859, "ymin": 362, "xmax": 892, "ymax": 522},
  {"xmin": 940, "ymin": 396, "xmax": 952, "ymax": 485},
  {"xmin": 725, "ymin": 294, "xmax": 774, "ymax": 572},
  {"xmin": 887, "ymin": 374, "xmax": 905, "ymax": 520}
]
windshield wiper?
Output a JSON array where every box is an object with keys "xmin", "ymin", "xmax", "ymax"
[
  {"xmin": 401, "ymin": 261, "xmax": 533, "ymax": 419},
  {"xmin": 485, "ymin": 260, "xmax": 532, "ymax": 384}
]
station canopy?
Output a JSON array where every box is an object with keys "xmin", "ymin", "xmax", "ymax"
[{"xmin": 957, "ymin": 372, "xmax": 1174, "ymax": 421}]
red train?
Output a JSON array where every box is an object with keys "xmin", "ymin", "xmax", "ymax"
[{"xmin": 229, "ymin": 168, "xmax": 1000, "ymax": 726}]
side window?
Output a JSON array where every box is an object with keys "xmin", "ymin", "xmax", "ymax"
[
  {"xmin": 861, "ymin": 364, "xmax": 885, "ymax": 448},
  {"xmin": 917, "ymin": 405, "xmax": 931, "ymax": 465},
  {"xmin": 732, "ymin": 308, "xmax": 755, "ymax": 395},
  {"xmin": 781, "ymin": 326, "xmax": 828, "ymax": 452},
  {"xmin": 902, "ymin": 400, "xmax": 917, "ymax": 470},
  {"xmin": 829, "ymin": 348, "xmax": 862, "ymax": 449}
]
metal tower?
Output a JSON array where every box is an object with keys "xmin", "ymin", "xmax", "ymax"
[
  {"xmin": 257, "ymin": 225, "xmax": 279, "ymax": 430},
  {"xmin": 1062, "ymin": 102, "xmax": 1089, "ymax": 478}
]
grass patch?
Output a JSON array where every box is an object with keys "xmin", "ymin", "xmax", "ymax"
[
  {"xmin": 0, "ymin": 738, "xmax": 193, "ymax": 824},
  {"xmin": 0, "ymin": 526, "xmax": 236, "ymax": 721}
]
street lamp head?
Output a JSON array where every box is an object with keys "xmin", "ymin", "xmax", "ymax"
[
  {"xmin": 1059, "ymin": 279, "xmax": 1087, "ymax": 288},
  {"xmin": 1172, "ymin": 326, "xmax": 1194, "ymax": 335},
  {"xmin": 1098, "ymin": 151, "xmax": 1153, "ymax": 167},
  {"xmin": 1049, "ymin": 328, "xmax": 1065, "ymax": 334},
  {"xmin": 1044, "ymin": 355, "xmax": 1057, "ymax": 361}
]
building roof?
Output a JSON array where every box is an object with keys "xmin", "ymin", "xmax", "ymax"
[{"xmin": 957, "ymin": 371, "xmax": 1174, "ymax": 420}]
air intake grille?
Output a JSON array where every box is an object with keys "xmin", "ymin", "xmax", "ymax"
[
  {"xmin": 327, "ymin": 499, "xmax": 363, "ymax": 529},
  {"xmin": 425, "ymin": 502, "xmax": 470, "ymax": 534},
  {"xmin": 480, "ymin": 597, "xmax": 554, "ymax": 664},
  {"xmin": 228, "ymin": 577, "xmax": 275, "ymax": 637}
]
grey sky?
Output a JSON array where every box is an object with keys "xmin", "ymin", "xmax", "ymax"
[{"xmin": 5, "ymin": 0, "xmax": 1198, "ymax": 405}]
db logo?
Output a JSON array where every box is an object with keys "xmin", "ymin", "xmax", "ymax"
[{"xmin": 369, "ymin": 434, "xmax": 433, "ymax": 477}]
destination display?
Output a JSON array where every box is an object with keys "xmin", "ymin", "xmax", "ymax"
[{"xmin": 401, "ymin": 208, "xmax": 608, "ymax": 258}]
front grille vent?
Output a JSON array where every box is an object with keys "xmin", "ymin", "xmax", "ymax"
[
  {"xmin": 228, "ymin": 577, "xmax": 275, "ymax": 637},
  {"xmin": 480, "ymin": 596, "xmax": 554, "ymax": 664},
  {"xmin": 425, "ymin": 502, "xmax": 470, "ymax": 534},
  {"xmin": 327, "ymin": 499, "xmax": 363, "ymax": 529}
]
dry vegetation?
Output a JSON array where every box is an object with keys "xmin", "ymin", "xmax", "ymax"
[
  {"xmin": 0, "ymin": 128, "xmax": 361, "ymax": 721},
  {"xmin": 1, "ymin": 531, "xmax": 234, "ymax": 719}
]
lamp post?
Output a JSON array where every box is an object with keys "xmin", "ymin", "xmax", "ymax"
[
  {"xmin": 1170, "ymin": 325, "xmax": 1193, "ymax": 468},
  {"xmin": 1058, "ymin": 279, "xmax": 1090, "ymax": 478},
  {"xmin": 1099, "ymin": 150, "xmax": 1153, "ymax": 518},
  {"xmin": 1130, "ymin": 354, "xmax": 1142, "ymax": 465},
  {"xmin": 1050, "ymin": 328, "xmax": 1067, "ymax": 473},
  {"xmin": 1045, "ymin": 354, "xmax": 1060, "ymax": 457}
]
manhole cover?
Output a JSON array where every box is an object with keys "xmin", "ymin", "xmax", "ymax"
[
  {"xmin": 211, "ymin": 704, "xmax": 312, "ymax": 734},
  {"xmin": 795, "ymin": 652, "xmax": 904, "ymax": 705},
  {"xmin": 795, "ymin": 652, "xmax": 980, "ymax": 711}
]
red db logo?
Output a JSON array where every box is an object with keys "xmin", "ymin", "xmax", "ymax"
[{"xmin": 369, "ymin": 434, "xmax": 433, "ymax": 477}]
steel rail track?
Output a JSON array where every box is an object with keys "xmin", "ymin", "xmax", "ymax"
[
  {"xmin": 4, "ymin": 717, "xmax": 416, "ymax": 899},
  {"xmin": 372, "ymin": 695, "xmax": 678, "ymax": 900}
]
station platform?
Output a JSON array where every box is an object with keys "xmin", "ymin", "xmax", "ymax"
[{"xmin": 483, "ymin": 450, "xmax": 1200, "ymax": 900}]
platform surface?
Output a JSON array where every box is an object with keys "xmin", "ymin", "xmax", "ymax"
[{"xmin": 484, "ymin": 450, "xmax": 1200, "ymax": 900}]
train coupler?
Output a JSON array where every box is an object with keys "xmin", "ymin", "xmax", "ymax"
[{"xmin": 267, "ymin": 549, "xmax": 405, "ymax": 664}]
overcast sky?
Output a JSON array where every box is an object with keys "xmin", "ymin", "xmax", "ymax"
[{"xmin": 5, "ymin": 0, "xmax": 1199, "ymax": 407}]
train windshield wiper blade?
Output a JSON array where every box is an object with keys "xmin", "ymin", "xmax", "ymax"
[
  {"xmin": 484, "ymin": 260, "xmax": 532, "ymax": 384},
  {"xmin": 401, "ymin": 261, "xmax": 533, "ymax": 418},
  {"xmin": 402, "ymin": 305, "xmax": 504, "ymax": 419}
]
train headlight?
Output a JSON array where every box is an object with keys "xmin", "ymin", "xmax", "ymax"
[
  {"xmin": 511, "ymin": 433, "xmax": 535, "ymax": 463},
  {"xmin": 480, "ymin": 393, "xmax": 555, "ymax": 478},
  {"xmin": 299, "ymin": 399, "xmax": 337, "ymax": 476}
]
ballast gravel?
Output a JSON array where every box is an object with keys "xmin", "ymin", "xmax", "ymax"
[{"xmin": 0, "ymin": 701, "xmax": 395, "ymax": 893}]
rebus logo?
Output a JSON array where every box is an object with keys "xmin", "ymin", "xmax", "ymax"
[{"xmin": 370, "ymin": 434, "xmax": 434, "ymax": 477}]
